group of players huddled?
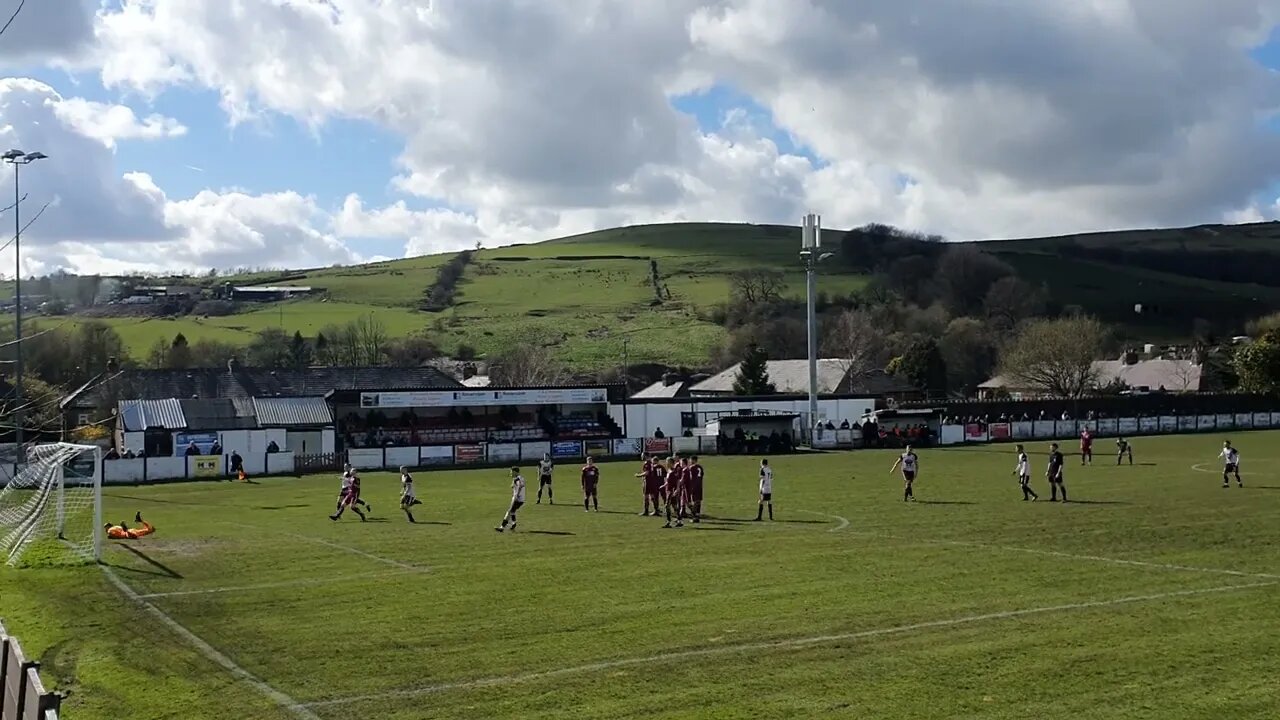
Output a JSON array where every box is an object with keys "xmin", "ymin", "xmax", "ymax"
[{"xmin": 325, "ymin": 428, "xmax": 1249, "ymax": 528}]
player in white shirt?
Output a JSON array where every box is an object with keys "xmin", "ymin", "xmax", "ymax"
[
  {"xmin": 889, "ymin": 445, "xmax": 920, "ymax": 502},
  {"xmin": 329, "ymin": 465, "xmax": 367, "ymax": 521},
  {"xmin": 536, "ymin": 454, "xmax": 555, "ymax": 504},
  {"xmin": 399, "ymin": 466, "xmax": 422, "ymax": 523},
  {"xmin": 495, "ymin": 467, "xmax": 527, "ymax": 533},
  {"xmin": 1218, "ymin": 441, "xmax": 1242, "ymax": 488},
  {"xmin": 754, "ymin": 459, "xmax": 774, "ymax": 521},
  {"xmin": 1013, "ymin": 445, "xmax": 1038, "ymax": 501}
]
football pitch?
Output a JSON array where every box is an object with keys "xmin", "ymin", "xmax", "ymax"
[{"xmin": 3, "ymin": 432, "xmax": 1279, "ymax": 719}]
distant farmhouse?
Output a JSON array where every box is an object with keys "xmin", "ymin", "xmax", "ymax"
[
  {"xmin": 978, "ymin": 354, "xmax": 1206, "ymax": 400},
  {"xmin": 217, "ymin": 282, "xmax": 320, "ymax": 302}
]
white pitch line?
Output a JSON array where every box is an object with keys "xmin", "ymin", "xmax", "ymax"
[
  {"xmin": 1190, "ymin": 463, "xmax": 1261, "ymax": 477},
  {"xmin": 102, "ymin": 566, "xmax": 322, "ymax": 720},
  {"xmin": 798, "ymin": 509, "xmax": 850, "ymax": 532},
  {"xmin": 228, "ymin": 522, "xmax": 422, "ymax": 570},
  {"xmin": 299, "ymin": 580, "xmax": 1275, "ymax": 710},
  {"xmin": 135, "ymin": 568, "xmax": 421, "ymax": 599}
]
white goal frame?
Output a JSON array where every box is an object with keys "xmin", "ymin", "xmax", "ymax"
[{"xmin": 0, "ymin": 442, "xmax": 104, "ymax": 565}]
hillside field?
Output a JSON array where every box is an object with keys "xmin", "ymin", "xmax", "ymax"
[
  {"xmin": 1, "ymin": 432, "xmax": 1278, "ymax": 719},
  {"xmin": 30, "ymin": 220, "xmax": 1280, "ymax": 367}
]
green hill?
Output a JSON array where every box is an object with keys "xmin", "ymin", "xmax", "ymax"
[{"xmin": 29, "ymin": 220, "xmax": 1280, "ymax": 368}]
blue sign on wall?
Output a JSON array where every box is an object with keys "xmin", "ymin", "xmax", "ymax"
[{"xmin": 551, "ymin": 441, "xmax": 583, "ymax": 459}]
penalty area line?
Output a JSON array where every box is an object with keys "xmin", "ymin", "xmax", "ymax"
[
  {"xmin": 797, "ymin": 509, "xmax": 850, "ymax": 532},
  {"xmin": 298, "ymin": 581, "xmax": 1275, "ymax": 710},
  {"xmin": 227, "ymin": 522, "xmax": 424, "ymax": 571},
  {"xmin": 102, "ymin": 566, "xmax": 322, "ymax": 720}
]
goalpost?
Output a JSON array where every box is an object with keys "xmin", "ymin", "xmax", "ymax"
[{"xmin": 0, "ymin": 442, "xmax": 104, "ymax": 567}]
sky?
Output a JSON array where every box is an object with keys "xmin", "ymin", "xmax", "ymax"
[{"xmin": 1, "ymin": 0, "xmax": 1280, "ymax": 276}]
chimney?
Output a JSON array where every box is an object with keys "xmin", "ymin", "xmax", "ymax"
[
  {"xmin": 1123, "ymin": 349, "xmax": 1139, "ymax": 365},
  {"xmin": 462, "ymin": 363, "xmax": 477, "ymax": 380},
  {"xmin": 662, "ymin": 372, "xmax": 678, "ymax": 387},
  {"xmin": 106, "ymin": 356, "xmax": 118, "ymax": 373}
]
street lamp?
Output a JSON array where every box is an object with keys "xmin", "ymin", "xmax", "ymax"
[
  {"xmin": 3, "ymin": 149, "xmax": 48, "ymax": 453},
  {"xmin": 800, "ymin": 213, "xmax": 834, "ymax": 443}
]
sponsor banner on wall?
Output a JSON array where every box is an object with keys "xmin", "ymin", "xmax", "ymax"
[
  {"xmin": 1117, "ymin": 417, "xmax": 1139, "ymax": 434},
  {"xmin": 1032, "ymin": 421, "xmax": 1056, "ymax": 438},
  {"xmin": 552, "ymin": 441, "xmax": 583, "ymax": 459},
  {"xmin": 1097, "ymin": 419, "xmax": 1118, "ymax": 435},
  {"xmin": 613, "ymin": 438, "xmax": 642, "ymax": 456},
  {"xmin": 1197, "ymin": 415, "xmax": 1216, "ymax": 430},
  {"xmin": 360, "ymin": 387, "xmax": 607, "ymax": 409},
  {"xmin": 1271, "ymin": 412, "xmax": 1280, "ymax": 427},
  {"xmin": 1076, "ymin": 420, "xmax": 1097, "ymax": 434},
  {"xmin": 990, "ymin": 423, "xmax": 1011, "ymax": 440},
  {"xmin": 520, "ymin": 441, "xmax": 552, "ymax": 461},
  {"xmin": 1215, "ymin": 414, "xmax": 1234, "ymax": 430},
  {"xmin": 1012, "ymin": 421, "xmax": 1033, "ymax": 439},
  {"xmin": 1234, "ymin": 413, "xmax": 1253, "ymax": 429},
  {"xmin": 1139, "ymin": 417, "xmax": 1159, "ymax": 433},
  {"xmin": 419, "ymin": 446, "xmax": 454, "ymax": 466},
  {"xmin": 192, "ymin": 456, "xmax": 221, "ymax": 477},
  {"xmin": 644, "ymin": 438, "xmax": 672, "ymax": 456},
  {"xmin": 487, "ymin": 443, "xmax": 521, "ymax": 463},
  {"xmin": 585, "ymin": 440, "xmax": 611, "ymax": 457},
  {"xmin": 1160, "ymin": 416, "xmax": 1178, "ymax": 432},
  {"xmin": 1178, "ymin": 416, "xmax": 1197, "ymax": 431},
  {"xmin": 835, "ymin": 429, "xmax": 855, "ymax": 445},
  {"xmin": 965, "ymin": 423, "xmax": 987, "ymax": 441},
  {"xmin": 939, "ymin": 425, "xmax": 965, "ymax": 445},
  {"xmin": 347, "ymin": 448, "xmax": 384, "ymax": 470},
  {"xmin": 699, "ymin": 435, "xmax": 720, "ymax": 454},
  {"xmin": 174, "ymin": 432, "xmax": 219, "ymax": 455},
  {"xmin": 1256, "ymin": 412, "xmax": 1275, "ymax": 428},
  {"xmin": 454, "ymin": 444, "xmax": 485, "ymax": 464}
]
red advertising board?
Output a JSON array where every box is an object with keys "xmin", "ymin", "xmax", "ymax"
[
  {"xmin": 644, "ymin": 437, "xmax": 672, "ymax": 455},
  {"xmin": 965, "ymin": 424, "xmax": 986, "ymax": 441},
  {"xmin": 454, "ymin": 444, "xmax": 485, "ymax": 464},
  {"xmin": 989, "ymin": 423, "xmax": 1011, "ymax": 440}
]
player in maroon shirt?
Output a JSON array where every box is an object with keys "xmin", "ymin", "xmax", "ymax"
[
  {"xmin": 663, "ymin": 457, "xmax": 686, "ymax": 528},
  {"xmin": 636, "ymin": 457, "xmax": 663, "ymax": 516},
  {"xmin": 581, "ymin": 457, "xmax": 600, "ymax": 512},
  {"xmin": 683, "ymin": 456, "xmax": 705, "ymax": 523},
  {"xmin": 1079, "ymin": 428, "xmax": 1093, "ymax": 465}
]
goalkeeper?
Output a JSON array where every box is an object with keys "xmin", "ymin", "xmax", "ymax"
[{"xmin": 105, "ymin": 512, "xmax": 155, "ymax": 540}]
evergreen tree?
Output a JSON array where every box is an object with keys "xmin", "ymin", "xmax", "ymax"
[
  {"xmin": 887, "ymin": 337, "xmax": 948, "ymax": 395},
  {"xmin": 169, "ymin": 332, "xmax": 192, "ymax": 369},
  {"xmin": 288, "ymin": 331, "xmax": 313, "ymax": 369},
  {"xmin": 733, "ymin": 343, "xmax": 776, "ymax": 395}
]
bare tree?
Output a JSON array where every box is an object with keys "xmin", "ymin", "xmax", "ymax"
[
  {"xmin": 999, "ymin": 316, "xmax": 1108, "ymax": 397},
  {"xmin": 489, "ymin": 344, "xmax": 568, "ymax": 386},
  {"xmin": 823, "ymin": 308, "xmax": 885, "ymax": 381},
  {"xmin": 353, "ymin": 313, "xmax": 389, "ymax": 365},
  {"xmin": 729, "ymin": 269, "xmax": 785, "ymax": 305},
  {"xmin": 984, "ymin": 276, "xmax": 1046, "ymax": 331}
]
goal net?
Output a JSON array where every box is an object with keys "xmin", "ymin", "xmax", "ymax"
[{"xmin": 0, "ymin": 442, "xmax": 103, "ymax": 567}]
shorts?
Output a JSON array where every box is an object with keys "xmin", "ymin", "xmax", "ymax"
[
  {"xmin": 760, "ymin": 492, "xmax": 772, "ymax": 502},
  {"xmin": 508, "ymin": 500, "xmax": 525, "ymax": 514},
  {"xmin": 1224, "ymin": 463, "xmax": 1238, "ymax": 474},
  {"xmin": 400, "ymin": 494, "xmax": 416, "ymax": 506},
  {"xmin": 582, "ymin": 482, "xmax": 599, "ymax": 495},
  {"xmin": 686, "ymin": 483, "xmax": 703, "ymax": 503},
  {"xmin": 903, "ymin": 470, "xmax": 916, "ymax": 482},
  {"xmin": 539, "ymin": 474, "xmax": 552, "ymax": 486},
  {"xmin": 1049, "ymin": 474, "xmax": 1064, "ymax": 483},
  {"xmin": 1019, "ymin": 475, "xmax": 1031, "ymax": 485},
  {"xmin": 645, "ymin": 481, "xmax": 662, "ymax": 496}
]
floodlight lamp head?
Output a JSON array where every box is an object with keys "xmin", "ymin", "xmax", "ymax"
[
  {"xmin": 1, "ymin": 149, "xmax": 24, "ymax": 162},
  {"xmin": 23, "ymin": 152, "xmax": 47, "ymax": 161}
]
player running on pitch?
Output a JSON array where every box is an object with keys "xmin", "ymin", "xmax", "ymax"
[
  {"xmin": 754, "ymin": 459, "xmax": 774, "ymax": 521},
  {"xmin": 1116, "ymin": 437, "xmax": 1134, "ymax": 466},
  {"xmin": 1218, "ymin": 441, "xmax": 1243, "ymax": 488},
  {"xmin": 889, "ymin": 445, "xmax": 920, "ymax": 502},
  {"xmin": 581, "ymin": 456, "xmax": 601, "ymax": 512},
  {"xmin": 536, "ymin": 453, "xmax": 554, "ymax": 504},
  {"xmin": 495, "ymin": 467, "xmax": 527, "ymax": 533},
  {"xmin": 330, "ymin": 466, "xmax": 367, "ymax": 521},
  {"xmin": 400, "ymin": 466, "xmax": 422, "ymax": 522},
  {"xmin": 1013, "ymin": 444, "xmax": 1038, "ymax": 501},
  {"xmin": 1047, "ymin": 442, "xmax": 1068, "ymax": 502},
  {"xmin": 105, "ymin": 512, "xmax": 155, "ymax": 539}
]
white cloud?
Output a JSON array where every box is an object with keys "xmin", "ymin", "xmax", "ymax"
[
  {"xmin": 52, "ymin": 97, "xmax": 186, "ymax": 147},
  {"xmin": 24, "ymin": 0, "xmax": 1280, "ymax": 267},
  {"xmin": 0, "ymin": 78, "xmax": 357, "ymax": 276},
  {"xmin": 0, "ymin": 0, "xmax": 99, "ymax": 66}
]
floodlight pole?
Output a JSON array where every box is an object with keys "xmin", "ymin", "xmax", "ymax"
[
  {"xmin": 801, "ymin": 213, "xmax": 822, "ymax": 441},
  {"xmin": 3, "ymin": 149, "xmax": 47, "ymax": 455}
]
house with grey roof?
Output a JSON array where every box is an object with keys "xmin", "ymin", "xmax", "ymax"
[
  {"xmin": 977, "ymin": 355, "xmax": 1205, "ymax": 400},
  {"xmin": 688, "ymin": 359, "xmax": 919, "ymax": 399}
]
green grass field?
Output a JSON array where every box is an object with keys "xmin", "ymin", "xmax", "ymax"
[{"xmin": 3, "ymin": 432, "xmax": 1278, "ymax": 719}]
